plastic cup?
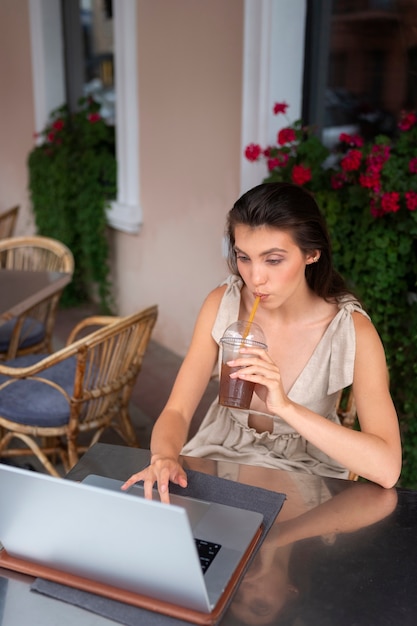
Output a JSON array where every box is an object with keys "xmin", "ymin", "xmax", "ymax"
[{"xmin": 218, "ymin": 321, "xmax": 267, "ymax": 409}]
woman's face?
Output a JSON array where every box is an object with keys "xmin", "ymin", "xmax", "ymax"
[{"xmin": 233, "ymin": 224, "xmax": 314, "ymax": 310}]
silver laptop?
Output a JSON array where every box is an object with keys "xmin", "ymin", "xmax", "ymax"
[{"xmin": 0, "ymin": 463, "xmax": 263, "ymax": 615}]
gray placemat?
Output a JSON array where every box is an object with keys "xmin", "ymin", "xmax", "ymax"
[{"xmin": 31, "ymin": 469, "xmax": 286, "ymax": 625}]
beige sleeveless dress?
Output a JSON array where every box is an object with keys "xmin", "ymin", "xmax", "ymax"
[{"xmin": 182, "ymin": 275, "xmax": 370, "ymax": 480}]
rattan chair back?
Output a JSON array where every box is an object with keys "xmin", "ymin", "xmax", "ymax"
[
  {"xmin": 336, "ymin": 387, "xmax": 358, "ymax": 481},
  {"xmin": 0, "ymin": 236, "xmax": 74, "ymax": 358},
  {"xmin": 0, "ymin": 305, "xmax": 158, "ymax": 476},
  {"xmin": 0, "ymin": 205, "xmax": 19, "ymax": 239}
]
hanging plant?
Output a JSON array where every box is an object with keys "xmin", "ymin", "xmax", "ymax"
[{"xmin": 28, "ymin": 97, "xmax": 117, "ymax": 312}]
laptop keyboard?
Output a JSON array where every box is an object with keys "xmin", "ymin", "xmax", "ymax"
[{"xmin": 195, "ymin": 538, "xmax": 221, "ymax": 574}]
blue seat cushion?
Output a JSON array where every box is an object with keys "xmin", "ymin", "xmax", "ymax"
[
  {"xmin": 0, "ymin": 317, "xmax": 45, "ymax": 352},
  {"xmin": 0, "ymin": 354, "xmax": 76, "ymax": 427}
]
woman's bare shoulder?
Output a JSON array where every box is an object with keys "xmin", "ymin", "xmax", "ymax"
[
  {"xmin": 351, "ymin": 310, "xmax": 387, "ymax": 361},
  {"xmin": 188, "ymin": 283, "xmax": 229, "ymax": 338},
  {"xmin": 200, "ymin": 283, "xmax": 228, "ymax": 313},
  {"xmin": 351, "ymin": 309, "xmax": 379, "ymax": 335}
]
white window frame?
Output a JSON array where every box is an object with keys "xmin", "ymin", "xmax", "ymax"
[
  {"xmin": 29, "ymin": 0, "xmax": 142, "ymax": 234},
  {"xmin": 240, "ymin": 0, "xmax": 307, "ymax": 194}
]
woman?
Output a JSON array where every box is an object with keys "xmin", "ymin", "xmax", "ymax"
[{"xmin": 123, "ymin": 183, "xmax": 401, "ymax": 500}]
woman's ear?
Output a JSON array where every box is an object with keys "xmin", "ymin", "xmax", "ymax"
[{"xmin": 306, "ymin": 251, "xmax": 320, "ymax": 265}]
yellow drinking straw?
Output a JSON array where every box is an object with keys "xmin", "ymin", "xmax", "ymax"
[{"xmin": 243, "ymin": 296, "xmax": 261, "ymax": 339}]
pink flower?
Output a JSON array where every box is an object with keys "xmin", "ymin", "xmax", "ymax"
[
  {"xmin": 273, "ymin": 102, "xmax": 289, "ymax": 115},
  {"xmin": 291, "ymin": 164, "xmax": 312, "ymax": 186},
  {"xmin": 277, "ymin": 128, "xmax": 296, "ymax": 146},
  {"xmin": 88, "ymin": 112, "xmax": 101, "ymax": 123},
  {"xmin": 244, "ymin": 143, "xmax": 262, "ymax": 162},
  {"xmin": 340, "ymin": 149, "xmax": 362, "ymax": 172},
  {"xmin": 409, "ymin": 158, "xmax": 417, "ymax": 174},
  {"xmin": 381, "ymin": 192, "xmax": 400, "ymax": 214},
  {"xmin": 405, "ymin": 191, "xmax": 417, "ymax": 211}
]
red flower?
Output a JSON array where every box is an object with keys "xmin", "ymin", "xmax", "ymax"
[
  {"xmin": 405, "ymin": 191, "xmax": 417, "ymax": 211},
  {"xmin": 291, "ymin": 164, "xmax": 312, "ymax": 186},
  {"xmin": 52, "ymin": 119, "xmax": 64, "ymax": 131},
  {"xmin": 409, "ymin": 158, "xmax": 417, "ymax": 174},
  {"xmin": 339, "ymin": 133, "xmax": 364, "ymax": 148},
  {"xmin": 359, "ymin": 172, "xmax": 381, "ymax": 192},
  {"xmin": 267, "ymin": 158, "xmax": 280, "ymax": 171},
  {"xmin": 277, "ymin": 128, "xmax": 296, "ymax": 146},
  {"xmin": 273, "ymin": 102, "xmax": 289, "ymax": 115},
  {"xmin": 331, "ymin": 173, "xmax": 346, "ymax": 189},
  {"xmin": 367, "ymin": 144, "xmax": 390, "ymax": 172},
  {"xmin": 398, "ymin": 111, "xmax": 417, "ymax": 131},
  {"xmin": 370, "ymin": 198, "xmax": 383, "ymax": 218},
  {"xmin": 244, "ymin": 143, "xmax": 262, "ymax": 162},
  {"xmin": 88, "ymin": 112, "xmax": 101, "ymax": 124},
  {"xmin": 340, "ymin": 149, "xmax": 362, "ymax": 172},
  {"xmin": 267, "ymin": 153, "xmax": 289, "ymax": 171},
  {"xmin": 381, "ymin": 192, "xmax": 400, "ymax": 214},
  {"xmin": 47, "ymin": 131, "xmax": 55, "ymax": 143}
]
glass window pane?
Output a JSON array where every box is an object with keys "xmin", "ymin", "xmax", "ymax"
[
  {"xmin": 323, "ymin": 0, "xmax": 417, "ymax": 147},
  {"xmin": 81, "ymin": 0, "xmax": 115, "ymax": 124}
]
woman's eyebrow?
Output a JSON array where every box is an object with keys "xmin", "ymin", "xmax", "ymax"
[{"xmin": 234, "ymin": 246, "xmax": 288, "ymax": 255}]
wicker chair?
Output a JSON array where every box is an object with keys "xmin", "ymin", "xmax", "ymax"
[
  {"xmin": 0, "ymin": 305, "xmax": 158, "ymax": 476},
  {"xmin": 0, "ymin": 205, "xmax": 19, "ymax": 239},
  {"xmin": 336, "ymin": 387, "xmax": 358, "ymax": 481},
  {"xmin": 0, "ymin": 236, "xmax": 74, "ymax": 359}
]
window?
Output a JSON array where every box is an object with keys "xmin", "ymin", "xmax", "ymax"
[
  {"xmin": 62, "ymin": 0, "xmax": 115, "ymax": 123},
  {"xmin": 304, "ymin": 0, "xmax": 417, "ymax": 149}
]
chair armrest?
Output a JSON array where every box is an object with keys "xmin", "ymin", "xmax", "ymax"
[
  {"xmin": 66, "ymin": 316, "xmax": 121, "ymax": 345},
  {"xmin": 0, "ymin": 336, "xmax": 87, "ymax": 378}
]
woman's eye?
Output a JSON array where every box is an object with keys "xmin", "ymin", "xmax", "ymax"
[
  {"xmin": 236, "ymin": 255, "xmax": 249, "ymax": 262},
  {"xmin": 266, "ymin": 258, "xmax": 282, "ymax": 265}
]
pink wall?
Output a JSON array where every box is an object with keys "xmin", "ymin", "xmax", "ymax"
[
  {"xmin": 0, "ymin": 0, "xmax": 244, "ymax": 357},
  {"xmin": 113, "ymin": 0, "xmax": 244, "ymax": 354},
  {"xmin": 0, "ymin": 0, "xmax": 36, "ymax": 233}
]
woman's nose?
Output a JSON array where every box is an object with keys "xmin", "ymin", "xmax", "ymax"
[{"xmin": 251, "ymin": 264, "xmax": 267, "ymax": 287}]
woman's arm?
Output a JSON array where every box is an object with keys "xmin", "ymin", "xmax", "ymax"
[
  {"xmin": 230, "ymin": 312, "xmax": 402, "ymax": 488},
  {"xmin": 122, "ymin": 285, "xmax": 226, "ymax": 501},
  {"xmin": 270, "ymin": 482, "xmax": 398, "ymax": 547}
]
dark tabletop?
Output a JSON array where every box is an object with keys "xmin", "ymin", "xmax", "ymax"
[
  {"xmin": 0, "ymin": 269, "xmax": 71, "ymax": 321},
  {"xmin": 1, "ymin": 443, "xmax": 416, "ymax": 625}
]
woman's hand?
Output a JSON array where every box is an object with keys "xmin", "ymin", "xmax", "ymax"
[
  {"xmin": 228, "ymin": 346, "xmax": 290, "ymax": 415},
  {"xmin": 121, "ymin": 456, "xmax": 188, "ymax": 504}
]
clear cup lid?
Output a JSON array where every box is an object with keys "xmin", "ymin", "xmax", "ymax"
[{"xmin": 220, "ymin": 320, "xmax": 267, "ymax": 348}]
